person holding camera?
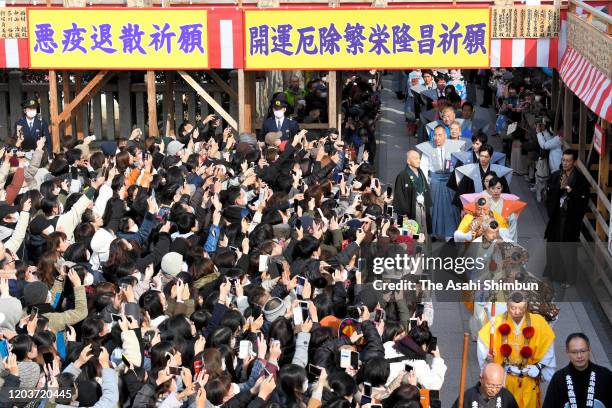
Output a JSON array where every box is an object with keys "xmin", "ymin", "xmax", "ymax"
[{"xmin": 543, "ymin": 149, "xmax": 589, "ymax": 287}]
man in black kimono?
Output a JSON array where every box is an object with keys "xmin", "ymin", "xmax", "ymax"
[
  {"xmin": 453, "ymin": 363, "xmax": 519, "ymax": 408},
  {"xmin": 393, "ymin": 150, "xmax": 432, "ymax": 234},
  {"xmin": 448, "ymin": 144, "xmax": 511, "ymax": 208},
  {"xmin": 543, "ymin": 149, "xmax": 589, "ymax": 286},
  {"xmin": 543, "ymin": 333, "xmax": 611, "ymax": 408}
]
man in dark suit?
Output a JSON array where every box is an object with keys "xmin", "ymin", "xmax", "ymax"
[
  {"xmin": 14, "ymin": 99, "xmax": 52, "ymax": 153},
  {"xmin": 260, "ymin": 99, "xmax": 300, "ymax": 142},
  {"xmin": 543, "ymin": 149, "xmax": 589, "ymax": 287}
]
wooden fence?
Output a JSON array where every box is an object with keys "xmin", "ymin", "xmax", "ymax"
[{"xmin": 0, "ymin": 70, "xmax": 231, "ymax": 141}]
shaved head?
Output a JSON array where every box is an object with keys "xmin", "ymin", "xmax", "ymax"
[
  {"xmin": 407, "ymin": 150, "xmax": 420, "ymax": 168},
  {"xmin": 480, "ymin": 363, "xmax": 504, "ymax": 397}
]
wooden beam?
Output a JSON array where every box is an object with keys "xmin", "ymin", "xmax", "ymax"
[
  {"xmin": 554, "ymin": 83, "xmax": 564, "ymax": 132},
  {"xmin": 596, "ymin": 119, "xmax": 609, "ymax": 240},
  {"xmin": 563, "ymin": 83, "xmax": 573, "ymax": 145},
  {"xmin": 238, "ymin": 69, "xmax": 255, "ymax": 134},
  {"xmin": 178, "ymin": 70, "xmax": 238, "ymax": 130},
  {"xmin": 578, "ymin": 101, "xmax": 587, "ymax": 162},
  {"xmin": 146, "ymin": 71, "xmax": 159, "ymax": 137},
  {"xmin": 164, "ymin": 71, "xmax": 175, "ymax": 137},
  {"xmin": 74, "ymin": 72, "xmax": 84, "ymax": 140},
  {"xmin": 57, "ymin": 71, "xmax": 114, "ymax": 124},
  {"xmin": 208, "ymin": 70, "xmax": 238, "ymax": 101},
  {"xmin": 49, "ymin": 70, "xmax": 60, "ymax": 153},
  {"xmin": 328, "ymin": 70, "xmax": 337, "ymax": 128},
  {"xmin": 62, "ymin": 71, "xmax": 73, "ymax": 136}
]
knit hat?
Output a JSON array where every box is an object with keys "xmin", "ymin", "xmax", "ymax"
[
  {"xmin": 0, "ymin": 297, "xmax": 23, "ymax": 331},
  {"xmin": 23, "ymin": 281, "xmax": 49, "ymax": 307},
  {"xmin": 166, "ymin": 140, "xmax": 185, "ymax": 156},
  {"xmin": 263, "ymin": 297, "xmax": 287, "ymax": 323},
  {"xmin": 161, "ymin": 252, "xmax": 184, "ymax": 276},
  {"xmin": 90, "ymin": 228, "xmax": 115, "ymax": 269}
]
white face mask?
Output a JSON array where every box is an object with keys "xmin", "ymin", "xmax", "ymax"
[
  {"xmin": 273, "ymin": 110, "xmax": 285, "ymax": 119},
  {"xmin": 534, "ymin": 95, "xmax": 542, "ymax": 102},
  {"xmin": 129, "ymin": 224, "xmax": 139, "ymax": 233},
  {"xmin": 25, "ymin": 109, "xmax": 37, "ymax": 119},
  {"xmin": 221, "ymin": 361, "xmax": 226, "ymax": 371},
  {"xmin": 302, "ymin": 379, "xmax": 309, "ymax": 393},
  {"xmin": 83, "ymin": 273, "xmax": 94, "ymax": 286}
]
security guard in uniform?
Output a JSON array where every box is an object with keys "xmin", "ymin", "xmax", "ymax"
[
  {"xmin": 14, "ymin": 99, "xmax": 52, "ymax": 153},
  {"xmin": 261, "ymin": 100, "xmax": 300, "ymax": 142}
]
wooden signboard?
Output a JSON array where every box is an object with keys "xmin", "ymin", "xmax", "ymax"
[
  {"xmin": 0, "ymin": 8, "xmax": 27, "ymax": 39},
  {"xmin": 567, "ymin": 13, "xmax": 612, "ymax": 79},
  {"xmin": 491, "ymin": 6, "xmax": 560, "ymax": 38}
]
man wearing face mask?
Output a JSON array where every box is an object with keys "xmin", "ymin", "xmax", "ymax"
[
  {"xmin": 14, "ymin": 99, "xmax": 52, "ymax": 154},
  {"xmin": 261, "ymin": 100, "xmax": 300, "ymax": 142}
]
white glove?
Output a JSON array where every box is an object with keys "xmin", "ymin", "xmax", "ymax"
[
  {"xmin": 416, "ymin": 194, "xmax": 425, "ymax": 205},
  {"xmin": 525, "ymin": 364, "xmax": 540, "ymax": 378},
  {"xmin": 507, "ymin": 365, "xmax": 522, "ymax": 375}
]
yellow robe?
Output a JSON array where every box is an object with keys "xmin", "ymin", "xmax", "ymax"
[{"xmin": 478, "ymin": 313, "xmax": 555, "ymax": 408}]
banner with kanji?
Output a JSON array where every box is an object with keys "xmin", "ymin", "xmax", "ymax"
[
  {"xmin": 244, "ymin": 8, "xmax": 490, "ymax": 70},
  {"xmin": 27, "ymin": 9, "xmax": 208, "ymax": 69}
]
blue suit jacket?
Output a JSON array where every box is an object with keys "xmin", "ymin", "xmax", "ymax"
[
  {"xmin": 261, "ymin": 117, "xmax": 300, "ymax": 141},
  {"xmin": 15, "ymin": 117, "xmax": 52, "ymax": 153}
]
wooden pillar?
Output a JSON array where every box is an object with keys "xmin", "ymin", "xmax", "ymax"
[
  {"xmin": 563, "ymin": 84, "xmax": 573, "ymax": 145},
  {"xmin": 74, "ymin": 72, "xmax": 85, "ymax": 139},
  {"xmin": 328, "ymin": 70, "xmax": 337, "ymax": 129},
  {"xmin": 164, "ymin": 71, "xmax": 175, "ymax": 137},
  {"xmin": 596, "ymin": 120, "xmax": 609, "ymax": 240},
  {"xmin": 229, "ymin": 70, "xmax": 239, "ymax": 123},
  {"xmin": 8, "ymin": 71, "xmax": 23, "ymax": 135},
  {"xmin": 146, "ymin": 71, "xmax": 159, "ymax": 137},
  {"xmin": 92, "ymin": 93, "xmax": 103, "ymax": 139},
  {"xmin": 135, "ymin": 92, "xmax": 145, "ymax": 133},
  {"xmin": 62, "ymin": 71, "xmax": 73, "ymax": 136},
  {"xmin": 49, "ymin": 70, "xmax": 60, "ymax": 153},
  {"xmin": 578, "ymin": 101, "xmax": 587, "ymax": 162},
  {"xmin": 238, "ymin": 69, "xmax": 255, "ymax": 134},
  {"xmin": 105, "ymin": 91, "xmax": 116, "ymax": 140},
  {"xmin": 118, "ymin": 72, "xmax": 132, "ymax": 137}
]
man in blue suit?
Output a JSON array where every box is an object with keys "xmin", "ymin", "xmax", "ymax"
[
  {"xmin": 260, "ymin": 99, "xmax": 300, "ymax": 142},
  {"xmin": 14, "ymin": 99, "xmax": 52, "ymax": 154}
]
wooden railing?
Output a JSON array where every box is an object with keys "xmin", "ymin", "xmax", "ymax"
[
  {"xmin": 0, "ymin": 72, "xmax": 226, "ymax": 141},
  {"xmin": 563, "ymin": 0, "xmax": 612, "ymax": 323}
]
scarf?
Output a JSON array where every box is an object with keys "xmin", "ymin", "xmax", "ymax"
[
  {"xmin": 405, "ymin": 166, "xmax": 425, "ymax": 194},
  {"xmin": 566, "ymin": 369, "xmax": 596, "ymax": 408}
]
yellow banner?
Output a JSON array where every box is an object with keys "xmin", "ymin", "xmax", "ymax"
[
  {"xmin": 244, "ymin": 8, "xmax": 490, "ymax": 69},
  {"xmin": 28, "ymin": 9, "xmax": 208, "ymax": 69}
]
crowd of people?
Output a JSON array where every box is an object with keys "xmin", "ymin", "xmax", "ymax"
[{"xmin": 0, "ymin": 68, "xmax": 607, "ymax": 408}]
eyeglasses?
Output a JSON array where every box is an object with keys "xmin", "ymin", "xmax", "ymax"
[
  {"xmin": 484, "ymin": 384, "xmax": 503, "ymax": 390},
  {"xmin": 568, "ymin": 349, "xmax": 589, "ymax": 355}
]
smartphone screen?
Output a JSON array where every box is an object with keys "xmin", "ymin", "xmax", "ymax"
[
  {"xmin": 308, "ymin": 364, "xmax": 321, "ymax": 377},
  {"xmin": 430, "ymin": 390, "xmax": 440, "ymax": 400},
  {"xmin": 295, "ymin": 218, "xmax": 302, "ymax": 229},
  {"xmin": 405, "ymin": 363, "xmax": 413, "ymax": 372},
  {"xmin": 415, "ymin": 303, "xmax": 425, "ymax": 319},
  {"xmin": 0, "ymin": 340, "xmax": 9, "ymax": 359},
  {"xmin": 375, "ymin": 309, "xmax": 383, "ymax": 323},
  {"xmin": 296, "ymin": 276, "xmax": 306, "ymax": 296},
  {"xmin": 121, "ymin": 354, "xmax": 131, "ymax": 367},
  {"xmin": 410, "ymin": 318, "xmax": 418, "ymax": 331},
  {"xmin": 357, "ymin": 258, "xmax": 365, "ymax": 272},
  {"xmin": 428, "ymin": 337, "xmax": 438, "ymax": 353},
  {"xmin": 111, "ymin": 313, "xmax": 122, "ymax": 322},
  {"xmin": 386, "ymin": 205, "xmax": 393, "ymax": 217},
  {"xmin": 386, "ymin": 186, "xmax": 392, "ymax": 197},
  {"xmin": 363, "ymin": 382, "xmax": 372, "ymax": 397},
  {"xmin": 412, "ymin": 234, "xmax": 420, "ymax": 240},
  {"xmin": 350, "ymin": 351, "xmax": 359, "ymax": 369},
  {"xmin": 169, "ymin": 366, "xmax": 182, "ymax": 375},
  {"xmin": 258, "ymin": 255, "xmax": 269, "ymax": 272}
]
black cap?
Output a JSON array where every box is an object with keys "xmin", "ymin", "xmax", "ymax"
[
  {"xmin": 22, "ymin": 99, "xmax": 38, "ymax": 109},
  {"xmin": 477, "ymin": 197, "xmax": 487, "ymax": 206},
  {"xmin": 489, "ymin": 220, "xmax": 499, "ymax": 230},
  {"xmin": 273, "ymin": 99, "xmax": 287, "ymax": 109}
]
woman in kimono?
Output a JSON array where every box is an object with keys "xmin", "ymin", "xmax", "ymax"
[{"xmin": 462, "ymin": 176, "xmax": 526, "ymax": 242}]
